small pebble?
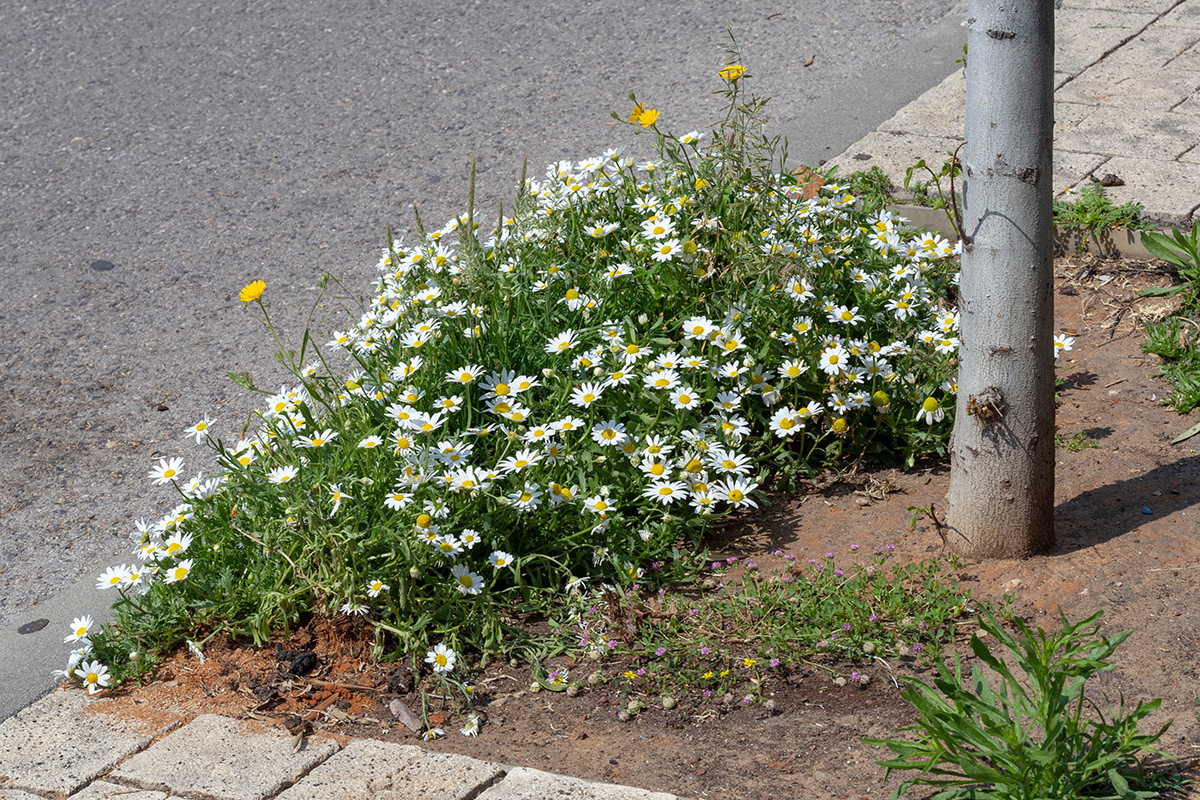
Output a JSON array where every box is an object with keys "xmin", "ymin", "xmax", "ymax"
[
  {"xmin": 662, "ymin": 696, "xmax": 677, "ymax": 710},
  {"xmin": 566, "ymin": 685, "xmax": 580, "ymax": 697},
  {"xmin": 587, "ymin": 670, "xmax": 605, "ymax": 685},
  {"xmin": 833, "ymin": 676, "xmax": 848, "ymax": 687},
  {"xmin": 617, "ymin": 710, "xmax": 631, "ymax": 722},
  {"xmin": 1142, "ymin": 507, "xmax": 1153, "ymax": 515}
]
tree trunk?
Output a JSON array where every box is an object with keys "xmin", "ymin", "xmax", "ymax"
[{"xmin": 945, "ymin": 0, "xmax": 1055, "ymax": 558}]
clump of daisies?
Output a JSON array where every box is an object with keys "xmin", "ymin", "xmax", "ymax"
[{"xmin": 56, "ymin": 52, "xmax": 990, "ymax": 700}]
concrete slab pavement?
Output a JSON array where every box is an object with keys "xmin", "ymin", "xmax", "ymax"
[
  {"xmin": 0, "ymin": 693, "xmax": 689, "ymax": 800},
  {"xmin": 0, "ymin": 692, "xmax": 179, "ymax": 799},
  {"xmin": 827, "ymin": 0, "xmax": 1200, "ymax": 225}
]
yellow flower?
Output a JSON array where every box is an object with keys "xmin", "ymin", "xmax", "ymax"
[
  {"xmin": 638, "ymin": 107, "xmax": 660, "ymax": 127},
  {"xmin": 629, "ymin": 103, "xmax": 646, "ymax": 123},
  {"xmin": 743, "ymin": 657, "xmax": 756, "ymax": 668},
  {"xmin": 719, "ymin": 63, "xmax": 746, "ymax": 81},
  {"xmin": 239, "ymin": 280, "xmax": 266, "ymax": 303}
]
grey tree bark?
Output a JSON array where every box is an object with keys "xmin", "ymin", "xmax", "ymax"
[{"xmin": 945, "ymin": 0, "xmax": 1056, "ymax": 557}]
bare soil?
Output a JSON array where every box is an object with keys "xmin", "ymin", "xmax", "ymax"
[{"xmin": 88, "ymin": 257, "xmax": 1200, "ymax": 799}]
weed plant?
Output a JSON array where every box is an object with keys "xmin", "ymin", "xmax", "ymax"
[
  {"xmin": 866, "ymin": 611, "xmax": 1177, "ymax": 800},
  {"xmin": 553, "ymin": 547, "xmax": 973, "ymax": 704},
  {"xmin": 1141, "ymin": 316, "xmax": 1200, "ymax": 413},
  {"xmin": 1053, "ymin": 183, "xmax": 1150, "ymax": 254}
]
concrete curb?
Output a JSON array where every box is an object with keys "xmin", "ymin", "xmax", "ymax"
[{"xmin": 886, "ymin": 203, "xmax": 1163, "ymax": 261}]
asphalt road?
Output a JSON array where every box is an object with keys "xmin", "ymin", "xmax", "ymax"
[{"xmin": 0, "ymin": 0, "xmax": 965, "ymax": 715}]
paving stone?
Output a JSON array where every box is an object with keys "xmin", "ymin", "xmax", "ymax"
[
  {"xmin": 1052, "ymin": 152, "xmax": 1110, "ymax": 195},
  {"xmin": 878, "ymin": 71, "xmax": 963, "ymax": 140},
  {"xmin": 68, "ymin": 780, "xmax": 169, "ymax": 800},
  {"xmin": 1095, "ymin": 23, "xmax": 1200, "ymax": 68},
  {"xmin": 1061, "ymin": 0, "xmax": 1177, "ymax": 12},
  {"xmin": 1057, "ymin": 64, "xmax": 1200, "ymax": 110},
  {"xmin": 1056, "ymin": 9, "xmax": 1156, "ymax": 74},
  {"xmin": 1159, "ymin": 2, "xmax": 1200, "ymax": 28},
  {"xmin": 1055, "ymin": 102, "xmax": 1099, "ymax": 138},
  {"xmin": 277, "ymin": 739, "xmax": 504, "ymax": 800},
  {"xmin": 0, "ymin": 790, "xmax": 50, "ymax": 800},
  {"xmin": 827, "ymin": 131, "xmax": 962, "ymax": 191},
  {"xmin": 1176, "ymin": 91, "xmax": 1200, "ymax": 116},
  {"xmin": 1055, "ymin": 105, "xmax": 1200, "ymax": 159},
  {"xmin": 0, "ymin": 691, "xmax": 179, "ymax": 799},
  {"xmin": 1168, "ymin": 38, "xmax": 1200, "ymax": 71},
  {"xmin": 1082, "ymin": 156, "xmax": 1200, "ymax": 225},
  {"xmin": 109, "ymin": 715, "xmax": 339, "ymax": 800},
  {"xmin": 477, "ymin": 767, "xmax": 682, "ymax": 800}
]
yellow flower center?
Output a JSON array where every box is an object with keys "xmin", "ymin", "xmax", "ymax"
[
  {"xmin": 416, "ymin": 514, "xmax": 432, "ymax": 529},
  {"xmin": 728, "ymin": 490, "xmax": 744, "ymax": 502}
]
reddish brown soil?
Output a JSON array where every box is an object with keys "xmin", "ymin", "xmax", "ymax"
[{"xmin": 89, "ymin": 258, "xmax": 1200, "ymax": 799}]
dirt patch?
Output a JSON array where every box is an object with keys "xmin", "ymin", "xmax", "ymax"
[{"xmin": 86, "ymin": 257, "xmax": 1200, "ymax": 799}]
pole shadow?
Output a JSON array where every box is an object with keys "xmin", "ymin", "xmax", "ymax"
[{"xmin": 1051, "ymin": 453, "xmax": 1200, "ymax": 555}]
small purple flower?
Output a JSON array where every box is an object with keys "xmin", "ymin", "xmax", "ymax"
[
  {"xmin": 636, "ymin": 667, "xmax": 647, "ymax": 676},
  {"xmin": 657, "ymin": 587, "xmax": 666, "ymax": 596},
  {"xmin": 746, "ymin": 561, "xmax": 758, "ymax": 569},
  {"xmin": 816, "ymin": 640, "xmax": 827, "ymax": 648},
  {"xmin": 607, "ymin": 640, "xmax": 617, "ymax": 650},
  {"xmin": 912, "ymin": 643, "xmax": 924, "ymax": 654},
  {"xmin": 655, "ymin": 647, "xmax": 667, "ymax": 657},
  {"xmin": 814, "ymin": 563, "xmax": 825, "ymax": 571},
  {"xmin": 833, "ymin": 569, "xmax": 844, "ymax": 577},
  {"xmin": 850, "ymin": 671, "xmax": 859, "ymax": 682},
  {"xmin": 769, "ymin": 657, "xmax": 781, "ymax": 668},
  {"xmin": 842, "ymin": 623, "xmax": 852, "ymax": 632},
  {"xmin": 784, "ymin": 554, "xmax": 796, "ymax": 561},
  {"xmin": 886, "ymin": 544, "xmax": 897, "ymax": 551},
  {"xmin": 742, "ymin": 696, "xmax": 752, "ymax": 706},
  {"xmin": 868, "ymin": 614, "xmax": 879, "ymax": 623},
  {"xmin": 703, "ymin": 689, "xmax": 713, "ymax": 699},
  {"xmin": 726, "ymin": 556, "xmax": 738, "ymax": 565},
  {"xmin": 824, "ymin": 553, "xmax": 834, "ymax": 559},
  {"xmin": 807, "ymin": 558, "xmax": 818, "ymax": 564},
  {"xmin": 711, "ymin": 561, "xmax": 722, "ymax": 570},
  {"xmin": 688, "ymin": 607, "xmax": 699, "ymax": 616},
  {"xmin": 772, "ymin": 549, "xmax": 783, "ymax": 557},
  {"xmin": 850, "ymin": 544, "xmax": 860, "ymax": 551},
  {"xmin": 700, "ymin": 646, "xmax": 710, "ymax": 656}
]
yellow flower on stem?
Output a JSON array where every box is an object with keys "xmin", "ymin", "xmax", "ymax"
[
  {"xmin": 719, "ymin": 63, "xmax": 746, "ymax": 81},
  {"xmin": 239, "ymin": 280, "xmax": 266, "ymax": 303},
  {"xmin": 638, "ymin": 107, "xmax": 659, "ymax": 127},
  {"xmin": 629, "ymin": 103, "xmax": 647, "ymax": 124}
]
